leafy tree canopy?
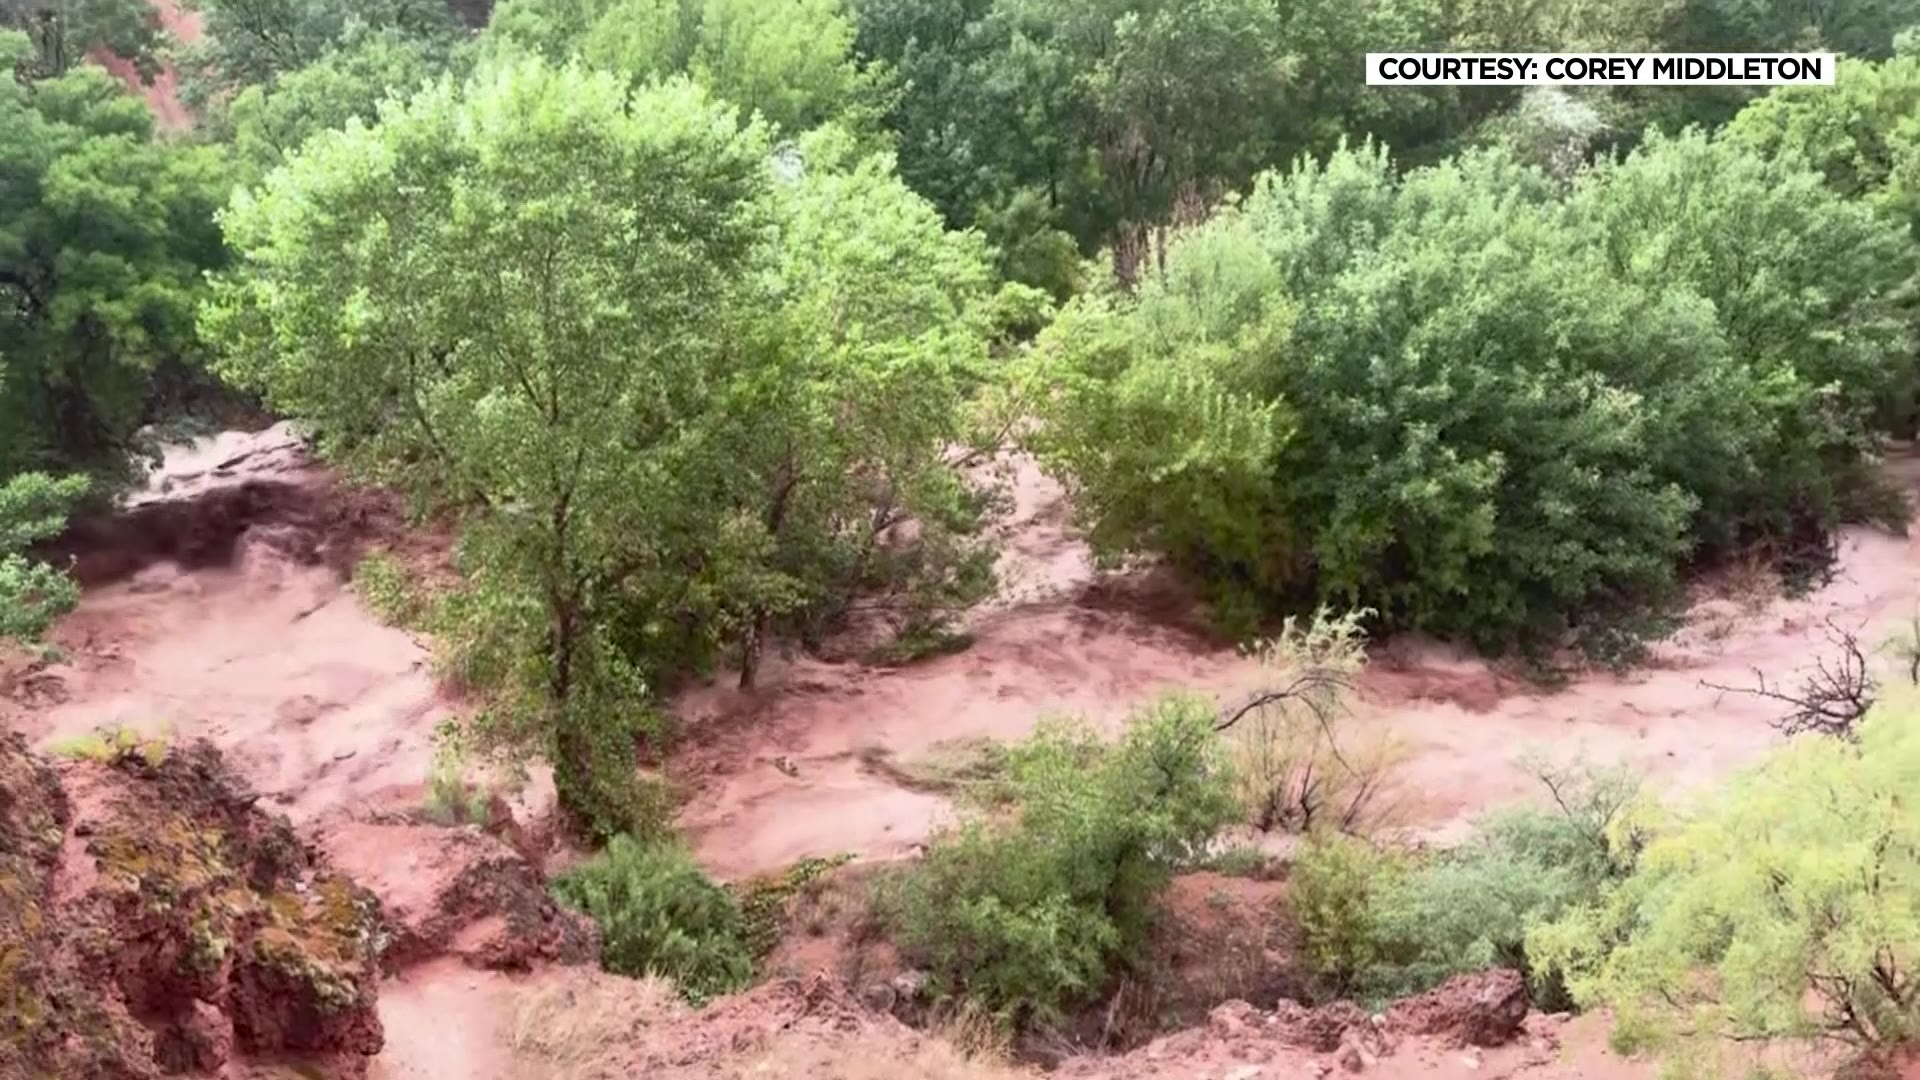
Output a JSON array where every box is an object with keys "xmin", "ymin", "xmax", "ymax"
[
  {"xmin": 1727, "ymin": 53, "xmax": 1920, "ymax": 242},
  {"xmin": 0, "ymin": 30, "xmax": 226, "ymax": 643},
  {"xmin": 216, "ymin": 27, "xmax": 450, "ymax": 175},
  {"xmin": 0, "ymin": 30, "xmax": 228, "ymax": 484},
  {"xmin": 479, "ymin": 0, "xmax": 883, "ymax": 136},
  {"xmin": 204, "ymin": 57, "xmax": 1015, "ymax": 835},
  {"xmin": 178, "ymin": 0, "xmax": 459, "ymax": 105},
  {"xmin": 0, "ymin": 0, "xmax": 163, "ymax": 79}
]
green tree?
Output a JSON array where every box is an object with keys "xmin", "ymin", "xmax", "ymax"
[
  {"xmin": 1532, "ymin": 688, "xmax": 1920, "ymax": 1071},
  {"xmin": 887, "ymin": 693, "xmax": 1238, "ymax": 1025},
  {"xmin": 1726, "ymin": 55, "xmax": 1920, "ymax": 436},
  {"xmin": 978, "ymin": 0, "xmax": 1288, "ymax": 287},
  {"xmin": 0, "ymin": 31, "xmax": 221, "ymax": 645},
  {"xmin": 0, "ymin": 31, "xmax": 228, "ymax": 484},
  {"xmin": 217, "ymin": 28, "xmax": 451, "ymax": 176},
  {"xmin": 0, "ymin": 0, "xmax": 163, "ymax": 79},
  {"xmin": 1728, "ymin": 54, "xmax": 1920, "ymax": 241},
  {"xmin": 699, "ymin": 125, "xmax": 1008, "ymax": 685},
  {"xmin": 1565, "ymin": 128, "xmax": 1917, "ymax": 540},
  {"xmin": 854, "ymin": 0, "xmax": 1291, "ymax": 290},
  {"xmin": 1034, "ymin": 136, "xmax": 1912, "ymax": 655},
  {"xmin": 206, "ymin": 58, "xmax": 1010, "ymax": 834},
  {"xmin": 480, "ymin": 0, "xmax": 882, "ymax": 135},
  {"xmin": 205, "ymin": 62, "xmax": 774, "ymax": 835},
  {"xmin": 179, "ymin": 0, "xmax": 458, "ymax": 104}
]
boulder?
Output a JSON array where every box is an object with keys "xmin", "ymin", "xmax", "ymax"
[{"xmin": 1385, "ymin": 969, "xmax": 1530, "ymax": 1048}]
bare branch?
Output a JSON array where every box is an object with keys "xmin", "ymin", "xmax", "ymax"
[{"xmin": 1700, "ymin": 617, "xmax": 1876, "ymax": 741}]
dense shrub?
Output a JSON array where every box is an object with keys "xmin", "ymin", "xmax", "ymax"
[
  {"xmin": 1364, "ymin": 765, "xmax": 1640, "ymax": 1004},
  {"xmin": 1289, "ymin": 764, "xmax": 1641, "ymax": 1006},
  {"xmin": 1724, "ymin": 53, "xmax": 1920, "ymax": 435},
  {"xmin": 885, "ymin": 693, "xmax": 1238, "ymax": 1026},
  {"xmin": 0, "ymin": 473, "xmax": 89, "ymax": 642},
  {"xmin": 1034, "ymin": 136, "xmax": 1916, "ymax": 655},
  {"xmin": 551, "ymin": 834, "xmax": 755, "ymax": 1002},
  {"xmin": 1290, "ymin": 831, "xmax": 1404, "ymax": 999},
  {"xmin": 1531, "ymin": 689, "xmax": 1920, "ymax": 1069}
]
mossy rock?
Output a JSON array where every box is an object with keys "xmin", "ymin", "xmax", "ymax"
[{"xmin": 2, "ymin": 735, "xmax": 386, "ymax": 1077}]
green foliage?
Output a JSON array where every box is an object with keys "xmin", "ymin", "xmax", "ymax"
[
  {"xmin": 0, "ymin": 472, "xmax": 87, "ymax": 641},
  {"xmin": 886, "ymin": 693, "xmax": 1237, "ymax": 1025},
  {"xmin": 206, "ymin": 57, "xmax": 1010, "ymax": 835},
  {"xmin": 1566, "ymin": 130, "xmax": 1917, "ymax": 540},
  {"xmin": 480, "ymin": 0, "xmax": 884, "ymax": 135},
  {"xmin": 420, "ymin": 751, "xmax": 492, "ymax": 826},
  {"xmin": 218, "ymin": 29, "xmax": 450, "ymax": 177},
  {"xmin": 1725, "ymin": 55, "xmax": 1920, "ymax": 435},
  {"xmin": 735, "ymin": 852, "xmax": 856, "ymax": 960},
  {"xmin": 179, "ymin": 0, "xmax": 460, "ymax": 104},
  {"xmin": 1728, "ymin": 54, "xmax": 1920, "ymax": 239},
  {"xmin": 1035, "ymin": 135, "xmax": 1916, "ymax": 656},
  {"xmin": 206, "ymin": 61, "xmax": 772, "ymax": 834},
  {"xmin": 1532, "ymin": 688, "xmax": 1920, "ymax": 1065},
  {"xmin": 45, "ymin": 725, "xmax": 170, "ymax": 765},
  {"xmin": 855, "ymin": 0, "xmax": 1290, "ymax": 288},
  {"xmin": 1288, "ymin": 763, "xmax": 1640, "ymax": 1007},
  {"xmin": 0, "ymin": 32, "xmax": 226, "ymax": 648},
  {"xmin": 1290, "ymin": 831, "xmax": 1404, "ymax": 999},
  {"xmin": 0, "ymin": 0, "xmax": 164, "ymax": 79},
  {"xmin": 1363, "ymin": 764, "xmax": 1641, "ymax": 1004},
  {"xmin": 0, "ymin": 36, "xmax": 228, "ymax": 485},
  {"xmin": 351, "ymin": 551, "xmax": 422, "ymax": 626},
  {"xmin": 551, "ymin": 834, "xmax": 755, "ymax": 1002}
]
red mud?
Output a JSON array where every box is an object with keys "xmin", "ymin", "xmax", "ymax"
[
  {"xmin": 91, "ymin": 0, "xmax": 202, "ymax": 133},
  {"xmin": 6, "ymin": 425, "xmax": 453, "ymax": 828}
]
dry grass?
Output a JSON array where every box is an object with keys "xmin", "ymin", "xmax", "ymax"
[{"xmin": 509, "ymin": 967, "xmax": 684, "ymax": 1076}]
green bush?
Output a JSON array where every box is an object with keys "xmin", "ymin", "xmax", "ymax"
[
  {"xmin": 421, "ymin": 751, "xmax": 493, "ymax": 827},
  {"xmin": 1363, "ymin": 764, "xmax": 1641, "ymax": 1005},
  {"xmin": 0, "ymin": 473, "xmax": 89, "ymax": 643},
  {"xmin": 45, "ymin": 726, "xmax": 170, "ymax": 767},
  {"xmin": 885, "ymin": 693, "xmax": 1239, "ymax": 1026},
  {"xmin": 351, "ymin": 552, "xmax": 424, "ymax": 627},
  {"xmin": 551, "ymin": 834, "xmax": 755, "ymax": 1003},
  {"xmin": 1034, "ymin": 135, "xmax": 1916, "ymax": 656},
  {"xmin": 1531, "ymin": 688, "xmax": 1920, "ymax": 1071},
  {"xmin": 1289, "ymin": 764, "xmax": 1641, "ymax": 1006},
  {"xmin": 1290, "ymin": 831, "xmax": 1404, "ymax": 999}
]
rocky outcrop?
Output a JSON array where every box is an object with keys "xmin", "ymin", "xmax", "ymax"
[
  {"xmin": 0, "ymin": 734, "xmax": 384, "ymax": 1079},
  {"xmin": 319, "ymin": 821, "xmax": 595, "ymax": 973}
]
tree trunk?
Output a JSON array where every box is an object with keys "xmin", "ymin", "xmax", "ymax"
[
  {"xmin": 547, "ymin": 596, "xmax": 598, "ymax": 830},
  {"xmin": 738, "ymin": 614, "xmax": 764, "ymax": 690},
  {"xmin": 1111, "ymin": 223, "xmax": 1146, "ymax": 292},
  {"xmin": 739, "ymin": 455, "xmax": 797, "ymax": 690}
]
